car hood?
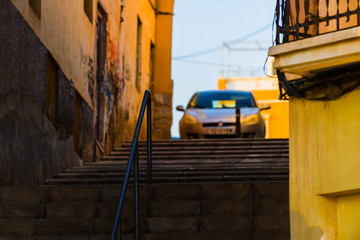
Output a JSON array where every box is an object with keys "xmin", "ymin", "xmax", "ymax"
[{"xmin": 185, "ymin": 108, "xmax": 260, "ymax": 123}]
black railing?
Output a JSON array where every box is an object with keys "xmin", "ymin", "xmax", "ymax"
[
  {"xmin": 275, "ymin": 0, "xmax": 360, "ymax": 44},
  {"xmin": 111, "ymin": 90, "xmax": 152, "ymax": 240}
]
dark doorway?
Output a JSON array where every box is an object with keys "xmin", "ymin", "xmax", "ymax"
[{"xmin": 96, "ymin": 4, "xmax": 107, "ymax": 144}]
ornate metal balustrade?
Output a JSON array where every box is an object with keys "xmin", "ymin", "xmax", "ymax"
[{"xmin": 275, "ymin": 0, "xmax": 360, "ymax": 44}]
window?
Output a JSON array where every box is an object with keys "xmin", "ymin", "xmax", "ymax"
[
  {"xmin": 136, "ymin": 17, "xmax": 142, "ymax": 91},
  {"xmin": 84, "ymin": 0, "xmax": 93, "ymax": 23},
  {"xmin": 74, "ymin": 92, "xmax": 82, "ymax": 153},
  {"xmin": 46, "ymin": 54, "xmax": 58, "ymax": 124},
  {"xmin": 29, "ymin": 0, "xmax": 41, "ymax": 19},
  {"xmin": 187, "ymin": 91, "xmax": 257, "ymax": 109}
]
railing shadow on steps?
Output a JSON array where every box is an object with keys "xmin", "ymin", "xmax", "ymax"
[{"xmin": 111, "ymin": 90, "xmax": 152, "ymax": 240}]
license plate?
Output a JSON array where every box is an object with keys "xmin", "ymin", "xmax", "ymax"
[{"xmin": 207, "ymin": 128, "xmax": 234, "ymax": 135}]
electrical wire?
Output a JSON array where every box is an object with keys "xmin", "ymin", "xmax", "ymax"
[
  {"xmin": 172, "ymin": 23, "xmax": 272, "ymax": 60},
  {"xmin": 173, "ymin": 58, "xmax": 248, "ymax": 68}
]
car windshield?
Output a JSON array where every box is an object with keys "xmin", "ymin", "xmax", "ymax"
[{"xmin": 187, "ymin": 91, "xmax": 257, "ymax": 109}]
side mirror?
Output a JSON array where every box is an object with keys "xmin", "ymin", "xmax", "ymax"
[
  {"xmin": 176, "ymin": 105, "xmax": 185, "ymax": 112},
  {"xmin": 260, "ymin": 104, "xmax": 271, "ymax": 111}
]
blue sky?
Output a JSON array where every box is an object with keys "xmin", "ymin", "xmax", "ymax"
[{"xmin": 171, "ymin": 0, "xmax": 277, "ymax": 138}]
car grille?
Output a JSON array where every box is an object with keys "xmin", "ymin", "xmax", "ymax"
[{"xmin": 202, "ymin": 122, "xmax": 235, "ymax": 127}]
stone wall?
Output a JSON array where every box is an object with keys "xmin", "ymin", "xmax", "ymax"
[
  {"xmin": 0, "ymin": 0, "xmax": 93, "ymax": 185},
  {"xmin": 153, "ymin": 91, "xmax": 173, "ymax": 140}
]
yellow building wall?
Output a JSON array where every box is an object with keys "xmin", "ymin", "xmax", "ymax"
[
  {"xmin": 253, "ymin": 90, "xmax": 289, "ymax": 139},
  {"xmin": 151, "ymin": 0, "xmax": 174, "ymax": 139},
  {"xmin": 11, "ymin": 0, "xmax": 95, "ymax": 107},
  {"xmin": 289, "ymin": 88, "xmax": 360, "ymax": 240},
  {"xmin": 10, "ymin": 0, "xmax": 174, "ymax": 153},
  {"xmin": 337, "ymin": 193, "xmax": 360, "ymax": 240},
  {"xmin": 115, "ymin": 0, "xmax": 157, "ymax": 142}
]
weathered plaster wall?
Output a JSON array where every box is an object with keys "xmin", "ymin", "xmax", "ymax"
[
  {"xmin": 152, "ymin": 0, "xmax": 174, "ymax": 139},
  {"xmin": 56, "ymin": 70, "xmax": 75, "ymax": 140},
  {"xmin": 289, "ymin": 88, "xmax": 360, "ymax": 239},
  {"xmin": 0, "ymin": 0, "xmax": 82, "ymax": 185},
  {"xmin": 10, "ymin": 0, "xmax": 95, "ymax": 108},
  {"xmin": 114, "ymin": 0, "xmax": 174, "ymax": 143},
  {"xmin": 1, "ymin": 0, "xmax": 174, "ymax": 185},
  {"xmin": 0, "ymin": 94, "xmax": 82, "ymax": 185},
  {"xmin": 80, "ymin": 101, "xmax": 96, "ymax": 162}
]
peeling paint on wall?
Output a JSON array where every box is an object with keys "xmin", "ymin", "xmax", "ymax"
[
  {"xmin": 2, "ymin": 0, "xmax": 175, "ymax": 185},
  {"xmin": 81, "ymin": 47, "xmax": 95, "ymax": 106}
]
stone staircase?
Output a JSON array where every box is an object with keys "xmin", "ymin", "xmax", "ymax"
[
  {"xmin": 0, "ymin": 139, "xmax": 290, "ymax": 240},
  {"xmin": 46, "ymin": 138, "xmax": 289, "ymax": 185}
]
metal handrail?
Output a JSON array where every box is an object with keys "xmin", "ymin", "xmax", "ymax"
[{"xmin": 111, "ymin": 90, "xmax": 152, "ymax": 240}]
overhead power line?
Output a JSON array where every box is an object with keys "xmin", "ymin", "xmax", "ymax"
[
  {"xmin": 173, "ymin": 58, "xmax": 263, "ymax": 69},
  {"xmin": 173, "ymin": 59, "xmax": 239, "ymax": 67},
  {"xmin": 172, "ymin": 23, "xmax": 272, "ymax": 60},
  {"xmin": 226, "ymin": 24, "xmax": 271, "ymax": 45},
  {"xmin": 228, "ymin": 47, "xmax": 267, "ymax": 51}
]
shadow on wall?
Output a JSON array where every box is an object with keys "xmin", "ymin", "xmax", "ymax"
[
  {"xmin": 0, "ymin": 93, "xmax": 82, "ymax": 185},
  {"xmin": 290, "ymin": 211, "xmax": 324, "ymax": 240}
]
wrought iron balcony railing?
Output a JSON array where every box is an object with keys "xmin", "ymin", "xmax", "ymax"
[{"xmin": 275, "ymin": 0, "xmax": 360, "ymax": 44}]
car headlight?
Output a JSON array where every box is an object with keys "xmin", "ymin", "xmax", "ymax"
[
  {"xmin": 242, "ymin": 114, "xmax": 260, "ymax": 124},
  {"xmin": 183, "ymin": 115, "xmax": 199, "ymax": 124}
]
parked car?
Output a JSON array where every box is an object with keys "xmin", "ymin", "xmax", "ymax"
[{"xmin": 176, "ymin": 90, "xmax": 270, "ymax": 139}]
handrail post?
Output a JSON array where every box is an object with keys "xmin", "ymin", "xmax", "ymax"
[
  {"xmin": 134, "ymin": 142, "xmax": 140, "ymax": 240},
  {"xmin": 147, "ymin": 94, "xmax": 152, "ymax": 184},
  {"xmin": 236, "ymin": 107, "xmax": 241, "ymax": 138},
  {"xmin": 117, "ymin": 222, "xmax": 121, "ymax": 240}
]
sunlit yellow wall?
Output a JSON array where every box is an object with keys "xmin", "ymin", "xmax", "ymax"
[
  {"xmin": 253, "ymin": 90, "xmax": 289, "ymax": 138},
  {"xmin": 115, "ymin": 0, "xmax": 157, "ymax": 142},
  {"xmin": 11, "ymin": 0, "xmax": 95, "ymax": 107},
  {"xmin": 337, "ymin": 193, "xmax": 360, "ymax": 240},
  {"xmin": 11, "ymin": 0, "xmax": 174, "ymax": 150},
  {"xmin": 152, "ymin": 0, "xmax": 174, "ymax": 139},
  {"xmin": 289, "ymin": 88, "xmax": 360, "ymax": 240}
]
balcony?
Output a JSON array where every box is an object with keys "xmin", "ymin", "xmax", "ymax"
[
  {"xmin": 274, "ymin": 0, "xmax": 360, "ymax": 44},
  {"xmin": 269, "ymin": 0, "xmax": 360, "ymax": 99}
]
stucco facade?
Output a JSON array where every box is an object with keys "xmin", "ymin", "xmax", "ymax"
[
  {"xmin": 0, "ymin": 0, "xmax": 174, "ymax": 185},
  {"xmin": 269, "ymin": 0, "xmax": 360, "ymax": 239}
]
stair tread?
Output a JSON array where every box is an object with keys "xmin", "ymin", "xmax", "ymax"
[{"xmin": 46, "ymin": 138, "xmax": 290, "ymax": 185}]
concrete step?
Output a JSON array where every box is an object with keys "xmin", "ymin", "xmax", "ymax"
[
  {"xmin": 117, "ymin": 141, "xmax": 288, "ymax": 150},
  {"xmin": 54, "ymin": 169, "xmax": 288, "ymax": 179},
  {"xmin": 46, "ymin": 138, "xmax": 289, "ymax": 185},
  {"xmin": 110, "ymin": 145, "xmax": 288, "ymax": 155},
  {"xmin": 101, "ymin": 153, "xmax": 289, "ymax": 162},
  {"xmin": 95, "ymin": 159, "xmax": 289, "ymax": 166},
  {"xmin": 116, "ymin": 144, "xmax": 289, "ymax": 152},
  {"xmin": 0, "ymin": 182, "xmax": 289, "ymax": 238},
  {"xmin": 121, "ymin": 138, "xmax": 288, "ymax": 145},
  {"xmin": 59, "ymin": 167, "xmax": 288, "ymax": 175},
  {"xmin": 109, "ymin": 148, "xmax": 289, "ymax": 159},
  {"xmin": 35, "ymin": 139, "xmax": 290, "ymax": 238},
  {"xmin": 114, "ymin": 143, "xmax": 288, "ymax": 150},
  {"xmin": 64, "ymin": 163, "xmax": 289, "ymax": 171},
  {"xmin": 45, "ymin": 175, "xmax": 288, "ymax": 185}
]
